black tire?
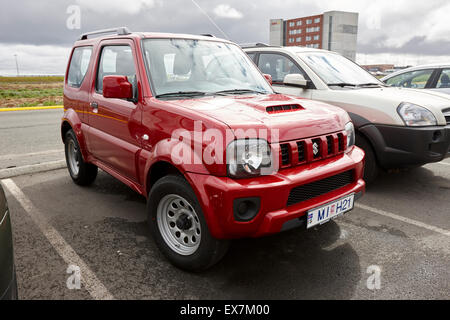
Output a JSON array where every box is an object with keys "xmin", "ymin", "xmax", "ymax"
[
  {"xmin": 356, "ymin": 133, "xmax": 379, "ymax": 185},
  {"xmin": 64, "ymin": 129, "xmax": 98, "ymax": 186},
  {"xmin": 147, "ymin": 175, "xmax": 230, "ymax": 272}
]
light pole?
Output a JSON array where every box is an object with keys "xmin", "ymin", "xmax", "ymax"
[{"xmin": 14, "ymin": 54, "xmax": 20, "ymax": 76}]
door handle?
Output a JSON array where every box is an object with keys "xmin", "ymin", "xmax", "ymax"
[{"xmin": 90, "ymin": 102, "xmax": 98, "ymax": 109}]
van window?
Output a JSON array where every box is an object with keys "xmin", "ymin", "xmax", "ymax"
[
  {"xmin": 67, "ymin": 47, "xmax": 92, "ymax": 88},
  {"xmin": 258, "ymin": 53, "xmax": 304, "ymax": 83}
]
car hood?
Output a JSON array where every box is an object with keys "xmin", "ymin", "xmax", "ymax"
[
  {"xmin": 314, "ymin": 87, "xmax": 450, "ymax": 125},
  {"xmin": 167, "ymin": 94, "xmax": 350, "ymax": 143}
]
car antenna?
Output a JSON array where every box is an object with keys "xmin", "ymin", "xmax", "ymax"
[{"xmin": 189, "ymin": 0, "xmax": 229, "ymax": 40}]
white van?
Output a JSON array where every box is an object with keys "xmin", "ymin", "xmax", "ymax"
[{"xmin": 244, "ymin": 45, "xmax": 450, "ymax": 183}]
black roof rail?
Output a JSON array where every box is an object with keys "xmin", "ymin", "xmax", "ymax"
[
  {"xmin": 239, "ymin": 43, "xmax": 272, "ymax": 49},
  {"xmin": 201, "ymin": 34, "xmax": 215, "ymax": 37},
  {"xmin": 79, "ymin": 27, "xmax": 131, "ymax": 40}
]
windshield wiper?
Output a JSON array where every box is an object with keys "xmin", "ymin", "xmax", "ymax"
[
  {"xmin": 329, "ymin": 82, "xmax": 386, "ymax": 88},
  {"xmin": 155, "ymin": 91, "xmax": 207, "ymax": 98},
  {"xmin": 358, "ymin": 83, "xmax": 385, "ymax": 87},
  {"xmin": 214, "ymin": 89, "xmax": 267, "ymax": 95},
  {"xmin": 328, "ymin": 83, "xmax": 358, "ymax": 87}
]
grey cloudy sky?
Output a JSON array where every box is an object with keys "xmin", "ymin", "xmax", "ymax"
[{"xmin": 1, "ymin": 0, "xmax": 450, "ymax": 74}]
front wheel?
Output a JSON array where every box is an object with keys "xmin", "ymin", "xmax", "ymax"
[
  {"xmin": 356, "ymin": 133, "xmax": 379, "ymax": 185},
  {"xmin": 64, "ymin": 129, "xmax": 98, "ymax": 186},
  {"xmin": 147, "ymin": 175, "xmax": 229, "ymax": 272}
]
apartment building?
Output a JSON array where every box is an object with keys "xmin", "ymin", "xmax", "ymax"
[{"xmin": 269, "ymin": 11, "xmax": 359, "ymax": 61}]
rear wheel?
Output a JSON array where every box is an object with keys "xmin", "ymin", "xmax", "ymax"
[
  {"xmin": 147, "ymin": 175, "xmax": 229, "ymax": 272},
  {"xmin": 356, "ymin": 133, "xmax": 379, "ymax": 185},
  {"xmin": 64, "ymin": 129, "xmax": 98, "ymax": 186}
]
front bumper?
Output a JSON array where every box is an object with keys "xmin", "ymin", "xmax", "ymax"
[
  {"xmin": 360, "ymin": 124, "xmax": 450, "ymax": 168},
  {"xmin": 186, "ymin": 146, "xmax": 365, "ymax": 239}
]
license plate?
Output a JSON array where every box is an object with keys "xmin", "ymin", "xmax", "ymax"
[{"xmin": 306, "ymin": 194, "xmax": 355, "ymax": 229}]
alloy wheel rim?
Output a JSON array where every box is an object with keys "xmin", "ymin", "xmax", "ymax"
[
  {"xmin": 157, "ymin": 194, "xmax": 202, "ymax": 256},
  {"xmin": 67, "ymin": 139, "xmax": 80, "ymax": 176}
]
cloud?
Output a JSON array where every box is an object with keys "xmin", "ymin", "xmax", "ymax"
[
  {"xmin": 356, "ymin": 52, "xmax": 450, "ymax": 67},
  {"xmin": 75, "ymin": 0, "xmax": 157, "ymax": 15},
  {"xmin": 0, "ymin": 44, "xmax": 70, "ymax": 75},
  {"xmin": 213, "ymin": 4, "xmax": 243, "ymax": 19},
  {"xmin": 1, "ymin": 0, "xmax": 450, "ymax": 73}
]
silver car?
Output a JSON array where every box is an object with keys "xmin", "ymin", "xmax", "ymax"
[{"xmin": 381, "ymin": 64, "xmax": 450, "ymax": 95}]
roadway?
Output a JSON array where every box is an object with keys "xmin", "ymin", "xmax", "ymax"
[{"xmin": 1, "ymin": 109, "xmax": 449, "ymax": 299}]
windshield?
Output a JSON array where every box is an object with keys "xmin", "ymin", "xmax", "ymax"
[
  {"xmin": 142, "ymin": 39, "xmax": 273, "ymax": 97},
  {"xmin": 299, "ymin": 51, "xmax": 382, "ymax": 87}
]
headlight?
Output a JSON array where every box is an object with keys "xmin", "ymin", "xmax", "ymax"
[
  {"xmin": 227, "ymin": 139, "xmax": 272, "ymax": 178},
  {"xmin": 345, "ymin": 122, "xmax": 355, "ymax": 151},
  {"xmin": 397, "ymin": 103, "xmax": 437, "ymax": 126}
]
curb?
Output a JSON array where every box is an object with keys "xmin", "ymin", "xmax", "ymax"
[
  {"xmin": 0, "ymin": 106, "xmax": 64, "ymax": 112},
  {"xmin": 0, "ymin": 160, "xmax": 67, "ymax": 179}
]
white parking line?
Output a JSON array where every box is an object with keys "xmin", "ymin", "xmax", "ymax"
[
  {"xmin": 0, "ymin": 149, "xmax": 63, "ymax": 161},
  {"xmin": 355, "ymin": 203, "xmax": 450, "ymax": 237},
  {"xmin": 1, "ymin": 179, "xmax": 115, "ymax": 300}
]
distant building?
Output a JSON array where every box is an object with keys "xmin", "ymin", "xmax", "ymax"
[
  {"xmin": 361, "ymin": 64, "xmax": 395, "ymax": 73},
  {"xmin": 269, "ymin": 11, "xmax": 359, "ymax": 61}
]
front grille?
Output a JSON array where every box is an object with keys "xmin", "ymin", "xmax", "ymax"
[
  {"xmin": 443, "ymin": 108, "xmax": 450, "ymax": 125},
  {"xmin": 326, "ymin": 135, "xmax": 334, "ymax": 155},
  {"xmin": 338, "ymin": 133, "xmax": 345, "ymax": 152},
  {"xmin": 287, "ymin": 170, "xmax": 354, "ymax": 206},
  {"xmin": 279, "ymin": 131, "xmax": 346, "ymax": 167},
  {"xmin": 297, "ymin": 141, "xmax": 305, "ymax": 162},
  {"xmin": 444, "ymin": 114, "xmax": 450, "ymax": 125},
  {"xmin": 280, "ymin": 144, "xmax": 290, "ymax": 165}
]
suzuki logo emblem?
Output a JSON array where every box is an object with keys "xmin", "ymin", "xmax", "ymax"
[{"xmin": 313, "ymin": 142, "xmax": 319, "ymax": 156}]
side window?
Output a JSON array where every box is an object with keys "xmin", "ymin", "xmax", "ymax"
[
  {"xmin": 437, "ymin": 69, "xmax": 450, "ymax": 88},
  {"xmin": 246, "ymin": 52, "xmax": 256, "ymax": 62},
  {"xmin": 386, "ymin": 69, "xmax": 433, "ymax": 89},
  {"xmin": 257, "ymin": 53, "xmax": 304, "ymax": 83},
  {"xmin": 67, "ymin": 47, "xmax": 92, "ymax": 88},
  {"xmin": 96, "ymin": 45, "xmax": 137, "ymax": 96}
]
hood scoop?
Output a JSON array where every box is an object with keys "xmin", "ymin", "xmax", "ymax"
[{"xmin": 266, "ymin": 104, "xmax": 303, "ymax": 114}]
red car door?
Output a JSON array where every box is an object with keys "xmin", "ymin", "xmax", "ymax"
[{"xmin": 86, "ymin": 39, "xmax": 143, "ymax": 182}]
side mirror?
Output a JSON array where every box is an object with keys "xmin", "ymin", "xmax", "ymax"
[
  {"xmin": 263, "ymin": 74, "xmax": 273, "ymax": 85},
  {"xmin": 283, "ymin": 73, "xmax": 309, "ymax": 89},
  {"xmin": 103, "ymin": 75, "xmax": 133, "ymax": 100}
]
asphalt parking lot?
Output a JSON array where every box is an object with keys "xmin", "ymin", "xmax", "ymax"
[{"xmin": 1, "ymin": 109, "xmax": 449, "ymax": 299}]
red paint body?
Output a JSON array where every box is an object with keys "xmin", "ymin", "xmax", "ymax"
[
  {"xmin": 103, "ymin": 76, "xmax": 133, "ymax": 100},
  {"xmin": 62, "ymin": 33, "xmax": 365, "ymax": 239}
]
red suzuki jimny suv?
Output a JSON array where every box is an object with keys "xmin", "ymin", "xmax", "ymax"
[{"xmin": 62, "ymin": 27, "xmax": 365, "ymax": 271}]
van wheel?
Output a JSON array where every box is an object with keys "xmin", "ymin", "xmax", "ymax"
[
  {"xmin": 147, "ymin": 175, "xmax": 230, "ymax": 272},
  {"xmin": 356, "ymin": 133, "xmax": 379, "ymax": 185},
  {"xmin": 64, "ymin": 130, "xmax": 98, "ymax": 186}
]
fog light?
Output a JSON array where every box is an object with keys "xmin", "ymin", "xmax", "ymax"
[
  {"xmin": 432, "ymin": 131, "xmax": 442, "ymax": 142},
  {"xmin": 233, "ymin": 197, "xmax": 261, "ymax": 222}
]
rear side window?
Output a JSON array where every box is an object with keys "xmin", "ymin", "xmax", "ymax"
[
  {"xmin": 67, "ymin": 47, "xmax": 92, "ymax": 88},
  {"xmin": 246, "ymin": 52, "xmax": 256, "ymax": 62},
  {"xmin": 437, "ymin": 69, "xmax": 450, "ymax": 88}
]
